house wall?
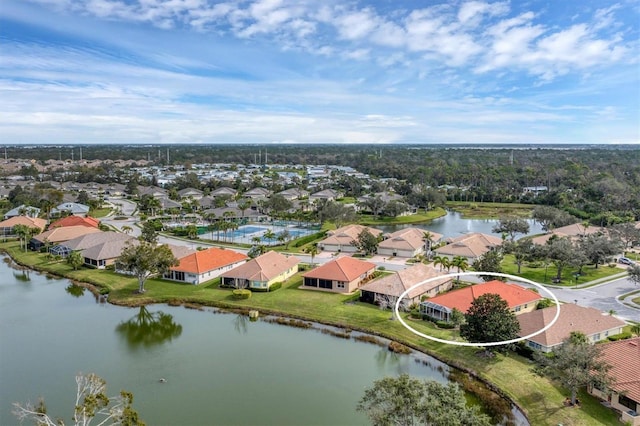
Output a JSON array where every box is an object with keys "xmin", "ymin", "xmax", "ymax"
[
  {"xmin": 249, "ymin": 265, "xmax": 299, "ymax": 290},
  {"xmin": 318, "ymin": 243, "xmax": 357, "ymax": 253},
  {"xmin": 528, "ymin": 326, "xmax": 627, "ymax": 353},
  {"xmin": 377, "ymin": 247, "xmax": 422, "ymax": 258},
  {"xmin": 167, "ymin": 261, "xmax": 246, "ymax": 285},
  {"xmin": 589, "ymin": 387, "xmax": 640, "ymax": 426},
  {"xmin": 511, "ymin": 302, "xmax": 538, "ymax": 315}
]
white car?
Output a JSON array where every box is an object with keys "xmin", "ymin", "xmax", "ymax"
[{"xmin": 618, "ymin": 257, "xmax": 634, "ymax": 265}]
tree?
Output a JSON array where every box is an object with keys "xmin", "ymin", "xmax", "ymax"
[
  {"xmin": 534, "ymin": 331, "xmax": 612, "ymax": 406},
  {"xmin": 471, "ymin": 250, "xmax": 503, "ymax": 281},
  {"xmin": 460, "ymin": 293, "xmax": 520, "ymax": 353},
  {"xmin": 361, "ymin": 196, "xmax": 386, "ymax": 218},
  {"xmin": 121, "ymin": 225, "xmax": 133, "ymax": 235},
  {"xmin": 13, "ymin": 224, "xmax": 30, "ymax": 252},
  {"xmin": 140, "ymin": 221, "xmax": 159, "ymax": 244},
  {"xmin": 631, "ymin": 323, "xmax": 640, "ymax": 337},
  {"xmin": 492, "ymin": 217, "xmax": 530, "ymax": 242},
  {"xmin": 13, "ymin": 373, "xmax": 145, "ymax": 426},
  {"xmin": 579, "ymin": 233, "xmax": 621, "ymax": 269},
  {"xmin": 117, "ymin": 240, "xmax": 178, "ymax": 293},
  {"xmin": 303, "ymin": 244, "xmax": 319, "ymax": 266},
  {"xmin": 317, "ymin": 201, "xmax": 357, "ymax": 228},
  {"xmin": 610, "ymin": 222, "xmax": 640, "ymax": 250},
  {"xmin": 432, "ymin": 255, "xmax": 448, "ymax": 271},
  {"xmin": 545, "ymin": 237, "xmax": 580, "ymax": 281},
  {"xmin": 451, "ymin": 255, "xmax": 469, "ymax": 275},
  {"xmin": 532, "ymin": 206, "xmax": 576, "ymax": 231},
  {"xmin": 504, "ymin": 238, "xmax": 534, "ymax": 274},
  {"xmin": 355, "ymin": 229, "xmax": 380, "ymax": 256},
  {"xmin": 356, "ymin": 374, "xmax": 491, "ymax": 426},
  {"xmin": 382, "ymin": 200, "xmax": 408, "ymax": 218},
  {"xmin": 628, "ymin": 264, "xmax": 640, "ymax": 287},
  {"xmin": 67, "ymin": 250, "xmax": 84, "ymax": 270}
]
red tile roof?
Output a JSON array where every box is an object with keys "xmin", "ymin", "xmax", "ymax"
[
  {"xmin": 49, "ymin": 215, "xmax": 100, "ymax": 229},
  {"xmin": 425, "ymin": 280, "xmax": 542, "ymax": 313},
  {"xmin": 172, "ymin": 247, "xmax": 248, "ymax": 274},
  {"xmin": 302, "ymin": 256, "xmax": 376, "ymax": 282},
  {"xmin": 0, "ymin": 215, "xmax": 47, "ymax": 231},
  {"xmin": 598, "ymin": 338, "xmax": 640, "ymax": 402}
]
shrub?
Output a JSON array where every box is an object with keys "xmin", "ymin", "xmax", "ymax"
[
  {"xmin": 99, "ymin": 287, "xmax": 110, "ymax": 295},
  {"xmin": 388, "ymin": 341, "xmax": 411, "ymax": 354},
  {"xmin": 232, "ymin": 289, "xmax": 251, "ymax": 299},
  {"xmin": 435, "ymin": 320, "xmax": 456, "ymax": 329},
  {"xmin": 292, "ymin": 231, "xmax": 326, "ymax": 247},
  {"xmin": 269, "ymin": 282, "xmax": 282, "ymax": 292},
  {"xmin": 513, "ymin": 342, "xmax": 535, "ymax": 360},
  {"xmin": 607, "ymin": 332, "xmax": 632, "ymax": 341}
]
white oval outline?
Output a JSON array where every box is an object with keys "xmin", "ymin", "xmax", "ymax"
[{"xmin": 394, "ymin": 271, "xmax": 560, "ymax": 347}]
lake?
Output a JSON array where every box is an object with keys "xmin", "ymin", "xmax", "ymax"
[
  {"xmin": 1, "ymin": 258, "xmax": 457, "ymax": 425},
  {"xmin": 376, "ymin": 210, "xmax": 545, "ymax": 239}
]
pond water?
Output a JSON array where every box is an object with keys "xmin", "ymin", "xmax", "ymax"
[
  {"xmin": 0, "ymin": 259, "xmax": 457, "ymax": 425},
  {"xmin": 376, "ymin": 210, "xmax": 545, "ymax": 239}
]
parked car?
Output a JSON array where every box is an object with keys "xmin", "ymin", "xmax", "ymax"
[{"xmin": 618, "ymin": 257, "xmax": 634, "ymax": 265}]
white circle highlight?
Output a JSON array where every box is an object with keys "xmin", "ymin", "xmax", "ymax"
[{"xmin": 394, "ymin": 271, "xmax": 561, "ymax": 347}]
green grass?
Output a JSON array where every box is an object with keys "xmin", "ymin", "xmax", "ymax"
[
  {"xmin": 89, "ymin": 208, "xmax": 113, "ymax": 218},
  {"xmin": 446, "ymin": 201, "xmax": 534, "ymax": 219},
  {"xmin": 501, "ymin": 254, "xmax": 623, "ymax": 286},
  {"xmin": 624, "ymin": 251, "xmax": 640, "ymax": 261},
  {"xmin": 0, "ymin": 240, "xmax": 624, "ymax": 426},
  {"xmin": 359, "ymin": 207, "xmax": 446, "ymax": 225}
]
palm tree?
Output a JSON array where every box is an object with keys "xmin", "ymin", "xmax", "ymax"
[
  {"xmin": 13, "ymin": 224, "xmax": 29, "ymax": 252},
  {"xmin": 631, "ymin": 324, "xmax": 640, "ymax": 337},
  {"xmin": 121, "ymin": 225, "xmax": 133, "ymax": 235},
  {"xmin": 263, "ymin": 229, "xmax": 276, "ymax": 245},
  {"xmin": 451, "ymin": 256, "xmax": 469, "ymax": 283},
  {"xmin": 304, "ymin": 244, "xmax": 319, "ymax": 267},
  {"xmin": 433, "ymin": 255, "xmax": 447, "ymax": 271},
  {"xmin": 423, "ymin": 231, "xmax": 434, "ymax": 257}
]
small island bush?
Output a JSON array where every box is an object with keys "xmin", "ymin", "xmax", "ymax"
[{"xmin": 232, "ymin": 289, "xmax": 251, "ymax": 299}]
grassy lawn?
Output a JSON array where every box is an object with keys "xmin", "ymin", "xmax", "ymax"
[
  {"xmin": 446, "ymin": 201, "xmax": 534, "ymax": 219},
  {"xmin": 1, "ymin": 240, "xmax": 623, "ymax": 425},
  {"xmin": 359, "ymin": 207, "xmax": 446, "ymax": 225},
  {"xmin": 501, "ymin": 254, "xmax": 623, "ymax": 286},
  {"xmin": 625, "ymin": 251, "xmax": 640, "ymax": 261},
  {"xmin": 89, "ymin": 208, "xmax": 113, "ymax": 218}
]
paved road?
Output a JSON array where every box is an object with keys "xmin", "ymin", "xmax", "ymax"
[{"xmin": 543, "ymin": 277, "xmax": 640, "ymax": 322}]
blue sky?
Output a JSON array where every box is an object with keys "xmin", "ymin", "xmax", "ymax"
[{"xmin": 0, "ymin": 0, "xmax": 638, "ymax": 145}]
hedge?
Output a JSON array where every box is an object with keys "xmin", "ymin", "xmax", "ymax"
[
  {"xmin": 293, "ymin": 231, "xmax": 326, "ymax": 247},
  {"xmin": 251, "ymin": 282, "xmax": 282, "ymax": 293},
  {"xmin": 607, "ymin": 332, "xmax": 632, "ymax": 341},
  {"xmin": 232, "ymin": 289, "xmax": 251, "ymax": 299}
]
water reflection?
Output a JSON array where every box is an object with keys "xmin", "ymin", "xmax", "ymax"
[
  {"xmin": 233, "ymin": 313, "xmax": 249, "ymax": 334},
  {"xmin": 13, "ymin": 270, "xmax": 30, "ymax": 282},
  {"xmin": 116, "ymin": 306, "xmax": 183, "ymax": 349},
  {"xmin": 65, "ymin": 284, "xmax": 85, "ymax": 298}
]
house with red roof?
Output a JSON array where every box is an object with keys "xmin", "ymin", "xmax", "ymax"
[
  {"xmin": 301, "ymin": 256, "xmax": 376, "ymax": 293},
  {"xmin": 419, "ymin": 280, "xmax": 542, "ymax": 321},
  {"xmin": 588, "ymin": 338, "xmax": 640, "ymax": 425},
  {"xmin": 220, "ymin": 251, "xmax": 299, "ymax": 291},
  {"xmin": 517, "ymin": 303, "xmax": 626, "ymax": 352},
  {"xmin": 49, "ymin": 215, "xmax": 100, "ymax": 229},
  {"xmin": 165, "ymin": 247, "xmax": 248, "ymax": 285}
]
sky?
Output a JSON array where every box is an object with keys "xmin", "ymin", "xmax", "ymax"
[{"xmin": 0, "ymin": 0, "xmax": 639, "ymax": 145}]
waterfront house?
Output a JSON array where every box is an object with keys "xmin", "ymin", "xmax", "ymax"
[
  {"xmin": 517, "ymin": 303, "xmax": 626, "ymax": 352},
  {"xmin": 0, "ymin": 215, "xmax": 47, "ymax": 237},
  {"xmin": 360, "ymin": 263, "xmax": 453, "ymax": 306},
  {"xmin": 301, "ymin": 256, "xmax": 375, "ymax": 293},
  {"xmin": 317, "ymin": 224, "xmax": 383, "ymax": 253},
  {"xmin": 165, "ymin": 247, "xmax": 248, "ymax": 285},
  {"xmin": 81, "ymin": 238, "xmax": 137, "ymax": 269},
  {"xmin": 377, "ymin": 228, "xmax": 443, "ymax": 258},
  {"xmin": 433, "ymin": 232, "xmax": 503, "ymax": 263},
  {"xmin": 420, "ymin": 280, "xmax": 541, "ymax": 321},
  {"xmin": 30, "ymin": 225, "xmax": 103, "ymax": 251},
  {"xmin": 588, "ymin": 338, "xmax": 640, "ymax": 426},
  {"xmin": 220, "ymin": 251, "xmax": 299, "ymax": 290},
  {"xmin": 531, "ymin": 223, "xmax": 606, "ymax": 246}
]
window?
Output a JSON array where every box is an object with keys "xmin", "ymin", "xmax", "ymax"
[
  {"xmin": 619, "ymin": 394, "xmax": 637, "ymax": 410},
  {"xmin": 337, "ymin": 283, "xmax": 345, "ymax": 289},
  {"xmin": 593, "ymin": 333, "xmax": 600, "ymax": 341},
  {"xmin": 515, "ymin": 306, "xmax": 522, "ymax": 312}
]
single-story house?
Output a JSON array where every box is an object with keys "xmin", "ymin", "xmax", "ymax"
[
  {"xmin": 165, "ymin": 247, "xmax": 248, "ymax": 285},
  {"xmin": 3, "ymin": 205, "xmax": 40, "ymax": 219},
  {"xmin": 49, "ymin": 215, "xmax": 100, "ymax": 229},
  {"xmin": 301, "ymin": 256, "xmax": 376, "ymax": 293},
  {"xmin": 420, "ymin": 280, "xmax": 542, "ymax": 322},
  {"xmin": 160, "ymin": 198, "xmax": 182, "ymax": 210},
  {"xmin": 433, "ymin": 232, "xmax": 503, "ymax": 262},
  {"xmin": 209, "ymin": 187, "xmax": 238, "ymax": 198},
  {"xmin": 50, "ymin": 202, "xmax": 90, "ymax": 217},
  {"xmin": 0, "ymin": 215, "xmax": 47, "ymax": 237},
  {"xmin": 277, "ymin": 188, "xmax": 309, "ymax": 201},
  {"xmin": 531, "ymin": 223, "xmax": 606, "ymax": 246},
  {"xmin": 178, "ymin": 187, "xmax": 204, "ymax": 200},
  {"xmin": 52, "ymin": 231, "xmax": 132, "ymax": 257},
  {"xmin": 220, "ymin": 251, "xmax": 299, "ymax": 290},
  {"xmin": 82, "ymin": 238, "xmax": 136, "ymax": 269},
  {"xmin": 588, "ymin": 338, "xmax": 640, "ymax": 426},
  {"xmin": 309, "ymin": 189, "xmax": 341, "ymax": 203},
  {"xmin": 29, "ymin": 225, "xmax": 103, "ymax": 251},
  {"xmin": 138, "ymin": 186, "xmax": 168, "ymax": 198},
  {"xmin": 243, "ymin": 187, "xmax": 271, "ymax": 200},
  {"xmin": 317, "ymin": 224, "xmax": 383, "ymax": 253},
  {"xmin": 517, "ymin": 303, "xmax": 626, "ymax": 352},
  {"xmin": 377, "ymin": 228, "xmax": 443, "ymax": 258},
  {"xmin": 360, "ymin": 263, "xmax": 453, "ymax": 306}
]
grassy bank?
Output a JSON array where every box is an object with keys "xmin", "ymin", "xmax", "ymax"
[
  {"xmin": 447, "ymin": 201, "xmax": 534, "ymax": 219},
  {"xmin": 1, "ymin": 241, "xmax": 621, "ymax": 426},
  {"xmin": 359, "ymin": 207, "xmax": 446, "ymax": 225}
]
